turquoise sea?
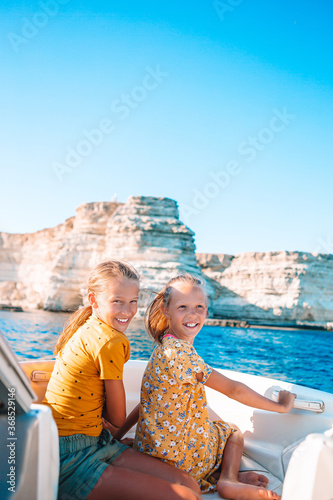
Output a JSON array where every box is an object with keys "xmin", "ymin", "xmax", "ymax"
[{"xmin": 1, "ymin": 310, "xmax": 332, "ymax": 393}]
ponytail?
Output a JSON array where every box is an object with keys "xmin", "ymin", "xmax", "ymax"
[
  {"xmin": 145, "ymin": 292, "xmax": 168, "ymax": 344},
  {"xmin": 55, "ymin": 305, "xmax": 92, "ymax": 354}
]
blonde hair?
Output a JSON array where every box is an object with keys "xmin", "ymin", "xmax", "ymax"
[
  {"xmin": 54, "ymin": 260, "xmax": 140, "ymax": 354},
  {"xmin": 145, "ymin": 274, "xmax": 206, "ymax": 343}
]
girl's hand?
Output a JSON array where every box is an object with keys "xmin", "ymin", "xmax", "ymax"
[
  {"xmin": 277, "ymin": 390, "xmax": 297, "ymax": 413},
  {"xmin": 102, "ymin": 419, "xmax": 133, "ymax": 445},
  {"xmin": 120, "ymin": 437, "xmax": 134, "ymax": 447},
  {"xmin": 102, "ymin": 417, "xmax": 120, "ymax": 436}
]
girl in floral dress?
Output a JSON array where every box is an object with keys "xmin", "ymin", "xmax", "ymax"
[{"xmin": 133, "ymin": 274, "xmax": 296, "ymax": 499}]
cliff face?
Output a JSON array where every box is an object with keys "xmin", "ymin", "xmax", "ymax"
[
  {"xmin": 197, "ymin": 251, "xmax": 333, "ymax": 327},
  {"xmin": 0, "ymin": 202, "xmax": 120, "ymax": 311},
  {"xmin": 102, "ymin": 197, "xmax": 201, "ymax": 294},
  {"xmin": 0, "ymin": 196, "xmax": 332, "ymax": 328},
  {"xmin": 0, "ymin": 197, "xmax": 204, "ymax": 312}
]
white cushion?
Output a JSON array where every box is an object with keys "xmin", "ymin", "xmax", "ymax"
[
  {"xmin": 282, "ymin": 429, "xmax": 333, "ymax": 500},
  {"xmin": 282, "ymin": 437, "xmax": 305, "ymax": 475}
]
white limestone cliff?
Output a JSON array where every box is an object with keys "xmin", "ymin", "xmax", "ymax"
[
  {"xmin": 0, "ymin": 197, "xmax": 204, "ymax": 313},
  {"xmin": 0, "ymin": 196, "xmax": 332, "ymax": 328},
  {"xmin": 102, "ymin": 196, "xmax": 201, "ymax": 294},
  {"xmin": 0, "ymin": 202, "xmax": 120, "ymax": 312},
  {"xmin": 197, "ymin": 251, "xmax": 333, "ymax": 328}
]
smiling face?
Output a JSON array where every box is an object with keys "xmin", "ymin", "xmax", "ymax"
[
  {"xmin": 162, "ymin": 282, "xmax": 208, "ymax": 344},
  {"xmin": 88, "ymin": 277, "xmax": 139, "ymax": 333}
]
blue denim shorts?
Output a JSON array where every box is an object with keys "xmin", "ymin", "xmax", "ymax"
[{"xmin": 58, "ymin": 429, "xmax": 128, "ymax": 500}]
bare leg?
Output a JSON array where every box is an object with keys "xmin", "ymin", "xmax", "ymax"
[
  {"xmin": 213, "ymin": 468, "xmax": 268, "ymax": 487},
  {"xmin": 217, "ymin": 429, "xmax": 280, "ymax": 500},
  {"xmin": 86, "ymin": 448, "xmax": 201, "ymax": 500}
]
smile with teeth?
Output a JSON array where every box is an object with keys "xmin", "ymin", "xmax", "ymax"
[
  {"xmin": 116, "ymin": 318, "xmax": 129, "ymax": 323},
  {"xmin": 184, "ymin": 322, "xmax": 198, "ymax": 328}
]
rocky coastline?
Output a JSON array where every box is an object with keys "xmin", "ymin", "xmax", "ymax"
[{"xmin": 1, "ymin": 196, "xmax": 332, "ymax": 330}]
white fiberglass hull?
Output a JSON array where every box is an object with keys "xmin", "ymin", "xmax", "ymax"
[
  {"xmin": 1, "ymin": 350, "xmax": 332, "ymax": 500},
  {"xmin": 123, "ymin": 360, "xmax": 333, "ymax": 499}
]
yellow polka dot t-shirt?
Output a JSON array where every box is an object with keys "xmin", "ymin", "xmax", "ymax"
[{"xmin": 43, "ymin": 314, "xmax": 130, "ymax": 436}]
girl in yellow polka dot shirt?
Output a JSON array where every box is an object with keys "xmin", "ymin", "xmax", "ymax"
[
  {"xmin": 44, "ymin": 261, "xmax": 200, "ymax": 500},
  {"xmin": 133, "ymin": 274, "xmax": 296, "ymax": 500}
]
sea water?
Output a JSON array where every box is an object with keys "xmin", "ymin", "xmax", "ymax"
[{"xmin": 1, "ymin": 310, "xmax": 332, "ymax": 393}]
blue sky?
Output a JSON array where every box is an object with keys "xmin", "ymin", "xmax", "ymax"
[{"xmin": 1, "ymin": 0, "xmax": 332, "ymax": 255}]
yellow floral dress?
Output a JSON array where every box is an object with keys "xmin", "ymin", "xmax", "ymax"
[{"xmin": 134, "ymin": 335, "xmax": 233, "ymax": 492}]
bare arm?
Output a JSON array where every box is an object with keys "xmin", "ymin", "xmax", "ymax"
[
  {"xmin": 112, "ymin": 403, "xmax": 140, "ymax": 441},
  {"xmin": 204, "ymin": 368, "xmax": 296, "ymax": 413},
  {"xmin": 104, "ymin": 379, "xmax": 127, "ymax": 429}
]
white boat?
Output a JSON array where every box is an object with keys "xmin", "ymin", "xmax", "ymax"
[{"xmin": 1, "ymin": 331, "xmax": 333, "ymax": 500}]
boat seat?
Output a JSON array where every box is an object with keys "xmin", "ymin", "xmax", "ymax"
[
  {"xmin": 282, "ymin": 437, "xmax": 306, "ymax": 475},
  {"xmin": 194, "ymin": 452, "xmax": 283, "ymax": 498},
  {"xmin": 19, "ymin": 360, "xmax": 284, "ymax": 498},
  {"xmin": 123, "ymin": 431, "xmax": 283, "ymax": 498},
  {"xmin": 20, "ymin": 360, "xmax": 55, "ymax": 404},
  {"xmin": 198, "ymin": 453, "xmax": 282, "ymax": 498}
]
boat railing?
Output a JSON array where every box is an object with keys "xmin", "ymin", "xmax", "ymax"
[{"xmin": 272, "ymin": 390, "xmax": 325, "ymax": 413}]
